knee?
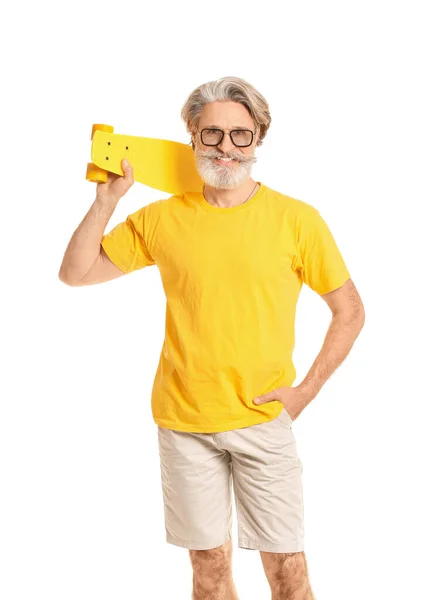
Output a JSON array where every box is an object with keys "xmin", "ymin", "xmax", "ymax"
[
  {"xmin": 189, "ymin": 541, "xmax": 233, "ymax": 587},
  {"xmin": 262, "ymin": 550, "xmax": 309, "ymax": 585}
]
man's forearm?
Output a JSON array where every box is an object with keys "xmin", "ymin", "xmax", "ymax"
[{"xmin": 296, "ymin": 312, "xmax": 365, "ymax": 403}]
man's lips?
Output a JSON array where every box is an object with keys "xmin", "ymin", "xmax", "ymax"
[{"xmin": 214, "ymin": 157, "xmax": 238, "ymax": 165}]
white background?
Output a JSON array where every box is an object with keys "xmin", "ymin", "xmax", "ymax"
[{"xmin": 1, "ymin": 1, "xmax": 446, "ymax": 598}]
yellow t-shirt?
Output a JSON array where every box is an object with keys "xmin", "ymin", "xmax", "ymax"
[{"xmin": 100, "ymin": 182, "xmax": 350, "ymax": 433}]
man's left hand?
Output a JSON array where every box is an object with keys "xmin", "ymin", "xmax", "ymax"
[{"xmin": 252, "ymin": 385, "xmax": 313, "ymax": 422}]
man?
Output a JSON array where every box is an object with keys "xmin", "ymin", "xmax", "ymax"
[{"xmin": 59, "ymin": 76, "xmax": 365, "ymax": 600}]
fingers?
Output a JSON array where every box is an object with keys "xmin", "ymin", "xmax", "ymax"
[{"xmin": 95, "ymin": 159, "xmax": 134, "ymax": 200}]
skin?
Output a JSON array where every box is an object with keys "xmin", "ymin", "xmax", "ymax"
[
  {"xmin": 189, "ymin": 540, "xmax": 239, "ymax": 600},
  {"xmin": 189, "ymin": 539, "xmax": 316, "ymax": 600}
]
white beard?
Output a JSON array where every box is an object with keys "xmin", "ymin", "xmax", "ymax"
[{"xmin": 194, "ymin": 152, "xmax": 256, "ymax": 190}]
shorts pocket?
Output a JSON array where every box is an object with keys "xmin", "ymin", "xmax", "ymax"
[{"xmin": 276, "ymin": 406, "xmax": 293, "ymax": 428}]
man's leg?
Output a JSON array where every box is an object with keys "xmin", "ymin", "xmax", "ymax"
[
  {"xmin": 158, "ymin": 427, "xmax": 235, "ymax": 596},
  {"xmin": 260, "ymin": 550, "xmax": 315, "ymax": 600},
  {"xmin": 189, "ymin": 539, "xmax": 239, "ymax": 600},
  {"xmin": 222, "ymin": 408, "xmax": 309, "ymax": 597}
]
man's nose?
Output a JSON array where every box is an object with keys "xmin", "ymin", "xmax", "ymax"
[{"xmin": 217, "ymin": 133, "xmax": 236, "ymax": 154}]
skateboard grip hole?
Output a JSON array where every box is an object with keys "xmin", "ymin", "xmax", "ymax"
[
  {"xmin": 108, "ymin": 142, "xmax": 111, "ymax": 145},
  {"xmin": 106, "ymin": 157, "xmax": 109, "ymax": 160},
  {"xmin": 126, "ymin": 146, "xmax": 129, "ymax": 150}
]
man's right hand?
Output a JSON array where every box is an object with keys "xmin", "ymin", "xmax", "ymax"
[{"xmin": 96, "ymin": 159, "xmax": 134, "ymax": 203}]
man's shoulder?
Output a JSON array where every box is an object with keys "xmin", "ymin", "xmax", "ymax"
[
  {"xmin": 132, "ymin": 196, "xmax": 171, "ymax": 217},
  {"xmin": 262, "ymin": 184, "xmax": 319, "ymax": 215}
]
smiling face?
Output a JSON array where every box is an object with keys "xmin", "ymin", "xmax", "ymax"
[{"xmin": 192, "ymin": 101, "xmax": 259, "ymax": 190}]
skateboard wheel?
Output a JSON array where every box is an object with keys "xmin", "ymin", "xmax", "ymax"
[
  {"xmin": 91, "ymin": 123, "xmax": 114, "ymax": 140},
  {"xmin": 86, "ymin": 162, "xmax": 108, "ymax": 183}
]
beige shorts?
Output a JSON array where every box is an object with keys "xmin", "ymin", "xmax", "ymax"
[{"xmin": 157, "ymin": 407, "xmax": 304, "ymax": 553}]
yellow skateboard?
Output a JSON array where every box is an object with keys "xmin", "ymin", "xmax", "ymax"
[{"xmin": 85, "ymin": 124, "xmax": 203, "ymax": 194}]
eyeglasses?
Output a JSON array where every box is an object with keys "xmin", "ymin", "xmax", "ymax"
[{"xmin": 199, "ymin": 128, "xmax": 254, "ymax": 148}]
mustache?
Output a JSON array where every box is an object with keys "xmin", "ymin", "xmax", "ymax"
[{"xmin": 195, "ymin": 150, "xmax": 257, "ymax": 164}]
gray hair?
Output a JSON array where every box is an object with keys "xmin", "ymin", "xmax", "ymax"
[{"xmin": 181, "ymin": 76, "xmax": 271, "ymax": 150}]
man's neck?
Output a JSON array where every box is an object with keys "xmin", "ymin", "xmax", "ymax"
[{"xmin": 203, "ymin": 178, "xmax": 258, "ymax": 208}]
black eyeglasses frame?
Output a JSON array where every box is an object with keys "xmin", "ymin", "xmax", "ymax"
[{"xmin": 198, "ymin": 128, "xmax": 255, "ymax": 148}]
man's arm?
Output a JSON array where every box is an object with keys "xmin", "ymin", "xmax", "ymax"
[
  {"xmin": 67, "ymin": 245, "xmax": 126, "ymax": 286},
  {"xmin": 296, "ymin": 278, "xmax": 365, "ymax": 402},
  {"xmin": 58, "ymin": 159, "xmax": 134, "ymax": 285}
]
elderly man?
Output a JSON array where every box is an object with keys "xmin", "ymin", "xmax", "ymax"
[{"xmin": 59, "ymin": 76, "xmax": 365, "ymax": 600}]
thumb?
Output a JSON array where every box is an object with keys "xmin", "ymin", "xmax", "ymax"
[
  {"xmin": 253, "ymin": 391, "xmax": 278, "ymax": 405},
  {"xmin": 122, "ymin": 159, "xmax": 134, "ymax": 181}
]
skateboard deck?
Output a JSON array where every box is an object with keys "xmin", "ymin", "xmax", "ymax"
[{"xmin": 85, "ymin": 124, "xmax": 203, "ymax": 194}]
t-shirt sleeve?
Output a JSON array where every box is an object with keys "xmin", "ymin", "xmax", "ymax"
[
  {"xmin": 293, "ymin": 205, "xmax": 351, "ymax": 295},
  {"xmin": 100, "ymin": 202, "xmax": 159, "ymax": 274}
]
